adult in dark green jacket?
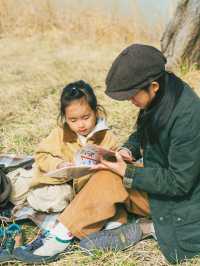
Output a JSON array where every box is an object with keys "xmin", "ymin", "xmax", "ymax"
[{"xmin": 85, "ymin": 44, "xmax": 200, "ymax": 264}]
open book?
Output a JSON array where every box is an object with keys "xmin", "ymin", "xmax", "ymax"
[
  {"xmin": 45, "ymin": 165, "xmax": 92, "ymax": 179},
  {"xmin": 75, "ymin": 144, "xmax": 133, "ymax": 164},
  {"xmin": 45, "ymin": 144, "xmax": 133, "ymax": 180}
]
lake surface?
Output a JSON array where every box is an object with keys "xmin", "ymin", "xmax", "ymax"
[{"xmin": 56, "ymin": 0, "xmax": 178, "ymax": 25}]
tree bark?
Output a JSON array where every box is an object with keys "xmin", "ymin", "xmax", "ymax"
[{"xmin": 161, "ymin": 0, "xmax": 200, "ymax": 70}]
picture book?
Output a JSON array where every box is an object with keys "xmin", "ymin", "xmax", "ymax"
[{"xmin": 45, "ymin": 144, "xmax": 133, "ymax": 179}]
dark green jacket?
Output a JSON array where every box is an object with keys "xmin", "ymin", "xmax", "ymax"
[{"xmin": 123, "ymin": 83, "xmax": 200, "ymax": 264}]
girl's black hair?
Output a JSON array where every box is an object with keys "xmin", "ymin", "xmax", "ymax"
[
  {"xmin": 58, "ymin": 80, "xmax": 105, "ymax": 126},
  {"xmin": 136, "ymin": 72, "xmax": 183, "ymax": 147}
]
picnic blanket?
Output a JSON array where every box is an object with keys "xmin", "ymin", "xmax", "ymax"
[
  {"xmin": 14, "ymin": 205, "xmax": 59, "ymax": 231},
  {"xmin": 0, "ymin": 154, "xmax": 34, "ymax": 173},
  {"xmin": 0, "ymin": 153, "xmax": 58, "ymax": 231},
  {"xmin": 1, "ymin": 204, "xmax": 59, "ymax": 232}
]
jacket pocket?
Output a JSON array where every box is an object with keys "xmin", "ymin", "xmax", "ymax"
[{"xmin": 175, "ymin": 206, "xmax": 200, "ymax": 252}]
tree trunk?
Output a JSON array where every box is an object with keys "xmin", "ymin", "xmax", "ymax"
[{"xmin": 161, "ymin": 0, "xmax": 200, "ymax": 70}]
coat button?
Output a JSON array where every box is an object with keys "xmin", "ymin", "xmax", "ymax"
[{"xmin": 159, "ymin": 216, "xmax": 164, "ymax": 221}]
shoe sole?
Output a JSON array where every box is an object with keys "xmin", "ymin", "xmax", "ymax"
[
  {"xmin": 0, "ymin": 253, "xmax": 16, "ymax": 264},
  {"xmin": 13, "ymin": 248, "xmax": 60, "ymax": 265}
]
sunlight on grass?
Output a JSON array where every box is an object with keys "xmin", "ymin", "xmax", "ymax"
[{"xmin": 0, "ymin": 1, "xmax": 200, "ymax": 265}]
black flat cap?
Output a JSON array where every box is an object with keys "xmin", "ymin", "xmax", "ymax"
[{"xmin": 105, "ymin": 43, "xmax": 167, "ymax": 100}]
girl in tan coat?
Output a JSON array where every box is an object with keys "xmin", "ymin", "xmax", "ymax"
[
  {"xmin": 26, "ymin": 80, "xmax": 118, "ymax": 212},
  {"xmin": 13, "ymin": 80, "xmax": 149, "ymax": 264},
  {"xmin": 9, "ymin": 80, "xmax": 117, "ymax": 212}
]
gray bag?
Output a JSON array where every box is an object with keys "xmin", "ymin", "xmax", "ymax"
[
  {"xmin": 0, "ymin": 167, "xmax": 12, "ymax": 208},
  {"xmin": 0, "ymin": 154, "xmax": 34, "ymax": 208}
]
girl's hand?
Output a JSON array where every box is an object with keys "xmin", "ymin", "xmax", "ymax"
[
  {"xmin": 118, "ymin": 148, "xmax": 135, "ymax": 162},
  {"xmin": 56, "ymin": 161, "xmax": 74, "ymax": 169},
  {"xmin": 91, "ymin": 152, "xmax": 127, "ymax": 177}
]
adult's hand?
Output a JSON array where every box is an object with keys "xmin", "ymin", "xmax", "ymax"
[
  {"xmin": 117, "ymin": 148, "xmax": 135, "ymax": 162},
  {"xmin": 91, "ymin": 152, "xmax": 127, "ymax": 177}
]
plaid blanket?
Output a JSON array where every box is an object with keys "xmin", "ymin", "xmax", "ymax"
[
  {"xmin": 0, "ymin": 154, "xmax": 34, "ymax": 173},
  {"xmin": 0, "ymin": 154, "xmax": 58, "ymax": 231},
  {"xmin": 13, "ymin": 206, "xmax": 59, "ymax": 231},
  {"xmin": 0, "ymin": 204, "xmax": 59, "ymax": 231}
]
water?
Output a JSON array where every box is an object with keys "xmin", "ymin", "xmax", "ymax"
[{"xmin": 56, "ymin": 0, "xmax": 178, "ymax": 25}]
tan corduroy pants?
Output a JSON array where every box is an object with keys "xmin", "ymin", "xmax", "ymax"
[{"xmin": 59, "ymin": 170, "xmax": 150, "ymax": 238}]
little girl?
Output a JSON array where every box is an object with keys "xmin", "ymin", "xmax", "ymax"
[
  {"xmin": 13, "ymin": 80, "xmax": 150, "ymax": 263},
  {"xmin": 25, "ymin": 80, "xmax": 118, "ymax": 212}
]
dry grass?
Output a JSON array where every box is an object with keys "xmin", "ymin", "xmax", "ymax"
[
  {"xmin": 0, "ymin": 1, "xmax": 200, "ymax": 265},
  {"xmin": 0, "ymin": 0, "xmax": 162, "ymax": 43}
]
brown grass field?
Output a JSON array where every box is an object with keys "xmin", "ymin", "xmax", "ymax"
[{"xmin": 0, "ymin": 1, "xmax": 200, "ymax": 265}]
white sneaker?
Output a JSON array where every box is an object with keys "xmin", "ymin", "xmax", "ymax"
[
  {"xmin": 104, "ymin": 221, "xmax": 122, "ymax": 230},
  {"xmin": 33, "ymin": 234, "xmax": 71, "ymax": 256}
]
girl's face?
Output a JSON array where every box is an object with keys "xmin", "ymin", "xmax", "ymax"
[
  {"xmin": 65, "ymin": 97, "xmax": 97, "ymax": 136},
  {"xmin": 129, "ymin": 82, "xmax": 159, "ymax": 109}
]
